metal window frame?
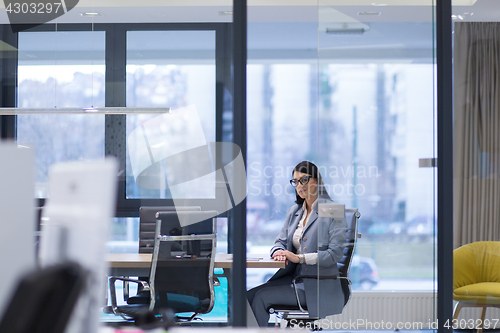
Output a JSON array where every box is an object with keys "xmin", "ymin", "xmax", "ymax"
[
  {"xmin": 0, "ymin": 25, "xmax": 18, "ymax": 139},
  {"xmin": 104, "ymin": 23, "xmax": 231, "ymax": 217},
  {"xmin": 436, "ymin": 0, "xmax": 453, "ymax": 332},
  {"xmin": 232, "ymin": 0, "xmax": 247, "ymax": 326}
]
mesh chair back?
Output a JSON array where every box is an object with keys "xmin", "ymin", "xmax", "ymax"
[
  {"xmin": 337, "ymin": 208, "xmax": 360, "ymax": 306},
  {"xmin": 150, "ymin": 211, "xmax": 217, "ymax": 314},
  {"xmin": 139, "ymin": 206, "xmax": 201, "ymax": 253}
]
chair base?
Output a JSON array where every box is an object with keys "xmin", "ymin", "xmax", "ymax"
[
  {"xmin": 269, "ymin": 306, "xmax": 323, "ymax": 331},
  {"xmin": 453, "ymin": 301, "xmax": 500, "ymax": 333},
  {"xmin": 270, "ymin": 309, "xmax": 312, "ymax": 321}
]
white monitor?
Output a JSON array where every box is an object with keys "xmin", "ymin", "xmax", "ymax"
[{"xmin": 39, "ymin": 158, "xmax": 118, "ymax": 333}]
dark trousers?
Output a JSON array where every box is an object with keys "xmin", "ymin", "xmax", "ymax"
[{"xmin": 247, "ymin": 275, "xmax": 307, "ymax": 327}]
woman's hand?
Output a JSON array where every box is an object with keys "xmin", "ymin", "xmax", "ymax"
[
  {"xmin": 272, "ymin": 250, "xmax": 300, "ymax": 264},
  {"xmin": 284, "ymin": 250, "xmax": 300, "ymax": 264},
  {"xmin": 272, "ymin": 249, "xmax": 287, "ymax": 262}
]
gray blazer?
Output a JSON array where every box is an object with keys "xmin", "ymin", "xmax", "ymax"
[{"xmin": 269, "ymin": 198, "xmax": 347, "ymax": 318}]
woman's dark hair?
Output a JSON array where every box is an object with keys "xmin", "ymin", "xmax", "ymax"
[{"xmin": 292, "ymin": 161, "xmax": 329, "ymax": 205}]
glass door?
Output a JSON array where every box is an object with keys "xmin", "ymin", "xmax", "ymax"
[
  {"xmin": 246, "ymin": 0, "xmax": 437, "ymax": 328},
  {"xmin": 316, "ymin": 0, "xmax": 437, "ymax": 329}
]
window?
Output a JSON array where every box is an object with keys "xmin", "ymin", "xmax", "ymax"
[
  {"xmin": 125, "ymin": 30, "xmax": 216, "ymax": 200},
  {"xmin": 17, "ymin": 30, "xmax": 106, "ymax": 197}
]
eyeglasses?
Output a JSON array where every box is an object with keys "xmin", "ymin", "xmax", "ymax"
[{"xmin": 290, "ymin": 175, "xmax": 312, "ymax": 187}]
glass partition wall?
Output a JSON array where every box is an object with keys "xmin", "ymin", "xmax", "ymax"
[
  {"xmin": 317, "ymin": 2, "xmax": 437, "ymax": 329},
  {"xmin": 246, "ymin": 0, "xmax": 439, "ymax": 329}
]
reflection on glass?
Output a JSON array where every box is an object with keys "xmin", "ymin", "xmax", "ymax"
[{"xmin": 127, "ymin": 105, "xmax": 212, "ymax": 195}]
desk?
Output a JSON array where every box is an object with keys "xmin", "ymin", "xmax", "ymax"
[{"xmin": 107, "ymin": 253, "xmax": 285, "ymax": 276}]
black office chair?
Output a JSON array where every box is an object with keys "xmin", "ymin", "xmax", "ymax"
[
  {"xmin": 121, "ymin": 206, "xmax": 202, "ymax": 306},
  {"xmin": 0, "ymin": 262, "xmax": 86, "ymax": 333},
  {"xmin": 139, "ymin": 206, "xmax": 201, "ymax": 254},
  {"xmin": 107, "ymin": 210, "xmax": 217, "ymax": 323},
  {"xmin": 268, "ymin": 208, "xmax": 361, "ymax": 325}
]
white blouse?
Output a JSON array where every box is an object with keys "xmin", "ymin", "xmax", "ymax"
[{"xmin": 292, "ymin": 199, "xmax": 318, "ymax": 265}]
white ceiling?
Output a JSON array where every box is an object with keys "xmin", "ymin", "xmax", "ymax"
[
  {"xmin": 0, "ymin": 0, "xmax": 499, "ymax": 24},
  {"xmin": 6, "ymin": 0, "xmax": 500, "ymax": 62}
]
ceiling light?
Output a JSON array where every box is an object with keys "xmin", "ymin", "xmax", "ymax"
[
  {"xmin": 452, "ymin": 12, "xmax": 473, "ymax": 20},
  {"xmin": 218, "ymin": 11, "xmax": 233, "ymax": 16},
  {"xmin": 80, "ymin": 12, "xmax": 103, "ymax": 17},
  {"xmin": 358, "ymin": 11, "xmax": 381, "ymax": 15},
  {"xmin": 326, "ymin": 28, "xmax": 367, "ymax": 35},
  {"xmin": 325, "ymin": 21, "xmax": 370, "ymax": 35}
]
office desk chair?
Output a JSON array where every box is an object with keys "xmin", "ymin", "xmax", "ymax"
[
  {"xmin": 268, "ymin": 208, "xmax": 361, "ymax": 326},
  {"xmin": 122, "ymin": 206, "xmax": 203, "ymax": 305},
  {"xmin": 453, "ymin": 241, "xmax": 500, "ymax": 333},
  {"xmin": 107, "ymin": 210, "xmax": 217, "ymax": 324},
  {"xmin": 0, "ymin": 263, "xmax": 86, "ymax": 333},
  {"xmin": 139, "ymin": 206, "xmax": 201, "ymax": 254}
]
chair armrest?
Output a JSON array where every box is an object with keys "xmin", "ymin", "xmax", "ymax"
[
  {"xmin": 109, "ymin": 276, "xmax": 150, "ymax": 288},
  {"xmin": 293, "ymin": 274, "xmax": 337, "ymax": 282},
  {"xmin": 337, "ymin": 276, "xmax": 352, "ymax": 285},
  {"xmin": 108, "ymin": 277, "xmax": 150, "ymax": 315},
  {"xmin": 157, "ymin": 234, "xmax": 216, "ymax": 241},
  {"xmin": 289, "ymin": 274, "xmax": 349, "ymax": 313},
  {"xmin": 293, "ymin": 274, "xmax": 352, "ymax": 285},
  {"xmin": 291, "ymin": 275, "xmax": 337, "ymax": 313}
]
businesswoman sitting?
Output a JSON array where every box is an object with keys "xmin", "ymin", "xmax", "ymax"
[{"xmin": 247, "ymin": 161, "xmax": 347, "ymax": 327}]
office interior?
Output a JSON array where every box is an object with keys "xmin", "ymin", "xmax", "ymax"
[{"xmin": 0, "ymin": 0, "xmax": 499, "ymax": 331}]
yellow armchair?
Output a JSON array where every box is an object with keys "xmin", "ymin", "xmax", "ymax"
[{"xmin": 453, "ymin": 241, "xmax": 500, "ymax": 333}]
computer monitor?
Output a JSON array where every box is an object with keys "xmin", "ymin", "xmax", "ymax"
[{"xmin": 38, "ymin": 158, "xmax": 118, "ymax": 333}]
